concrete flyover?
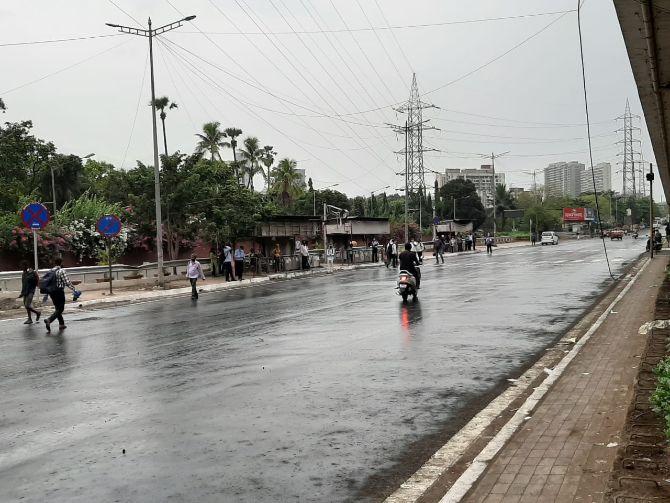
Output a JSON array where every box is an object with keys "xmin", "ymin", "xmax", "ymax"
[{"xmin": 613, "ymin": 0, "xmax": 670, "ymax": 200}]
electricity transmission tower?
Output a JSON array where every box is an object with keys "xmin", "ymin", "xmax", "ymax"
[
  {"xmin": 616, "ymin": 100, "xmax": 641, "ymax": 197},
  {"xmin": 390, "ymin": 74, "xmax": 438, "ymax": 241}
]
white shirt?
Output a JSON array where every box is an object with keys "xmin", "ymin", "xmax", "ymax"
[{"xmin": 186, "ymin": 260, "xmax": 205, "ymax": 279}]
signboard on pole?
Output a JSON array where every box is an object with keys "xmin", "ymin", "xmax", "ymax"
[
  {"xmin": 21, "ymin": 203, "xmax": 50, "ymax": 230},
  {"xmin": 96, "ymin": 215, "xmax": 122, "ymax": 237},
  {"xmin": 563, "ymin": 207, "xmax": 586, "ymax": 222},
  {"xmin": 96, "ymin": 215, "xmax": 122, "ymax": 295},
  {"xmin": 22, "ymin": 203, "xmax": 50, "ymax": 271}
]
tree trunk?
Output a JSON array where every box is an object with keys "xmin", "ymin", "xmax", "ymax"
[{"xmin": 161, "ymin": 117, "xmax": 168, "ymax": 157}]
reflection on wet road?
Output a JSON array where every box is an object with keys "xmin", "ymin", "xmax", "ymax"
[{"xmin": 0, "ymin": 239, "xmax": 643, "ymax": 502}]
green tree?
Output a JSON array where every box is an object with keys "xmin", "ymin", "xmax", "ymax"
[
  {"xmin": 195, "ymin": 122, "xmax": 226, "ymax": 161},
  {"xmin": 0, "ymin": 98, "xmax": 5, "ymax": 112},
  {"xmin": 437, "ymin": 179, "xmax": 486, "ymax": 229},
  {"xmin": 223, "ymin": 127, "xmax": 243, "ymax": 183},
  {"xmin": 261, "ymin": 145, "xmax": 277, "ymax": 192},
  {"xmin": 151, "ymin": 96, "xmax": 178, "ymax": 156},
  {"xmin": 271, "ymin": 158, "xmax": 302, "ymax": 208},
  {"xmin": 239, "ymin": 137, "xmax": 264, "ymax": 191},
  {"xmin": 41, "ymin": 154, "xmax": 85, "ymax": 208}
]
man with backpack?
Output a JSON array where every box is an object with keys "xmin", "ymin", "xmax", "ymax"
[
  {"xmin": 18, "ymin": 260, "xmax": 41, "ymax": 324},
  {"xmin": 40, "ymin": 257, "xmax": 76, "ymax": 333}
]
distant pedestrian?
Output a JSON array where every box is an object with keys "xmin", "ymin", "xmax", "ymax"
[
  {"xmin": 457, "ymin": 234, "xmax": 463, "ymax": 252},
  {"xmin": 347, "ymin": 240, "xmax": 354, "ymax": 265},
  {"xmin": 416, "ymin": 239, "xmax": 424, "ymax": 263},
  {"xmin": 234, "ymin": 244, "xmax": 245, "ymax": 281},
  {"xmin": 19, "ymin": 260, "xmax": 40, "ymax": 324},
  {"xmin": 273, "ymin": 243, "xmax": 282, "ymax": 273},
  {"xmin": 187, "ymin": 254, "xmax": 205, "ymax": 299},
  {"xmin": 450, "ymin": 236, "xmax": 456, "ymax": 253},
  {"xmin": 326, "ymin": 243, "xmax": 335, "ymax": 272},
  {"xmin": 531, "ymin": 232, "xmax": 537, "ymax": 246},
  {"xmin": 371, "ymin": 238, "xmax": 379, "ymax": 263},
  {"xmin": 471, "ymin": 232, "xmax": 476, "ymax": 251},
  {"xmin": 301, "ymin": 241, "xmax": 310, "ymax": 270},
  {"xmin": 434, "ymin": 236, "xmax": 445, "ymax": 264},
  {"xmin": 209, "ymin": 247, "xmax": 218, "ymax": 277},
  {"xmin": 41, "ymin": 257, "xmax": 75, "ymax": 333},
  {"xmin": 222, "ymin": 243, "xmax": 234, "ymax": 281},
  {"xmin": 385, "ymin": 240, "xmax": 394, "ymax": 268},
  {"xmin": 390, "ymin": 240, "xmax": 398, "ymax": 268},
  {"xmin": 485, "ymin": 234, "xmax": 494, "ymax": 255}
]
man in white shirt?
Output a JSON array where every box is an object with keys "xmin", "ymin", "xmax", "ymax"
[
  {"xmin": 300, "ymin": 241, "xmax": 310, "ymax": 270},
  {"xmin": 187, "ymin": 254, "xmax": 205, "ymax": 299},
  {"xmin": 222, "ymin": 243, "xmax": 234, "ymax": 282}
]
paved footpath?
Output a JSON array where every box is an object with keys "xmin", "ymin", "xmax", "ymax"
[{"xmin": 455, "ymin": 254, "xmax": 667, "ymax": 503}]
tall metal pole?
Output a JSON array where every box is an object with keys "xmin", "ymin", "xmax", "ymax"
[
  {"xmin": 32, "ymin": 229, "xmax": 38, "ymax": 271},
  {"xmin": 432, "ymin": 179, "xmax": 437, "ymax": 240},
  {"xmin": 649, "ymin": 163, "xmax": 654, "ymax": 258},
  {"xmin": 404, "ymin": 120, "xmax": 409, "ymax": 243},
  {"xmin": 50, "ymin": 164, "xmax": 57, "ymax": 214},
  {"xmin": 491, "ymin": 152, "xmax": 496, "ymax": 237},
  {"xmin": 148, "ymin": 18, "xmax": 164, "ymax": 287}
]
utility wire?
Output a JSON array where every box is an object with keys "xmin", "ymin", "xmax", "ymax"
[
  {"xmin": 0, "ymin": 34, "xmax": 123, "ymax": 47},
  {"xmin": 0, "ymin": 39, "xmax": 131, "ymax": 95},
  {"xmin": 174, "ymin": 9, "xmax": 576, "ymax": 35},
  {"xmin": 577, "ymin": 0, "xmax": 614, "ymax": 279},
  {"xmin": 107, "ymin": 0, "xmax": 144, "ymax": 27},
  {"xmin": 120, "ymin": 52, "xmax": 149, "ymax": 170},
  {"xmin": 373, "ymin": 0, "xmax": 413, "ymax": 73}
]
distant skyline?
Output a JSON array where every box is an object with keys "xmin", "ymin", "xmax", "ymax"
[{"xmin": 0, "ymin": 0, "xmax": 664, "ymax": 200}]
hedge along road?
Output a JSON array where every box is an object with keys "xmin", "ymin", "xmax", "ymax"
[{"xmin": 0, "ymin": 238, "xmax": 644, "ymax": 502}]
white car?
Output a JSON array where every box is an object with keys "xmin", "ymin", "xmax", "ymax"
[{"xmin": 540, "ymin": 231, "xmax": 559, "ymax": 245}]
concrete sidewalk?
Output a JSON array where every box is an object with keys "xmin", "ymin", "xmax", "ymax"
[{"xmin": 441, "ymin": 254, "xmax": 668, "ymax": 502}]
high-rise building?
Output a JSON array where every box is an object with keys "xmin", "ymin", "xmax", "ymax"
[
  {"xmin": 544, "ymin": 161, "xmax": 584, "ymax": 197},
  {"xmin": 579, "ymin": 162, "xmax": 612, "ymax": 194},
  {"xmin": 436, "ymin": 165, "xmax": 505, "ymax": 208}
]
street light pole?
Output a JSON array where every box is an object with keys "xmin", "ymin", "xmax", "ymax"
[
  {"xmin": 647, "ymin": 163, "xmax": 655, "ymax": 258},
  {"xmin": 404, "ymin": 120, "xmax": 409, "ymax": 243},
  {"xmin": 106, "ymin": 15, "xmax": 195, "ymax": 287},
  {"xmin": 314, "ymin": 183, "xmax": 339, "ymax": 216},
  {"xmin": 50, "ymin": 163, "xmax": 57, "ymax": 215}
]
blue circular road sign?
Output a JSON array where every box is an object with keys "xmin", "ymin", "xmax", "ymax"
[
  {"xmin": 21, "ymin": 203, "xmax": 50, "ymax": 230},
  {"xmin": 96, "ymin": 214, "xmax": 122, "ymax": 238}
]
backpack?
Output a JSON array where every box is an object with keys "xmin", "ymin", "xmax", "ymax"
[{"xmin": 39, "ymin": 269, "xmax": 58, "ymax": 294}]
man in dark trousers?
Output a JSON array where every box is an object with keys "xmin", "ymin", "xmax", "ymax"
[
  {"xmin": 43, "ymin": 257, "xmax": 76, "ymax": 333},
  {"xmin": 19, "ymin": 260, "xmax": 41, "ymax": 324},
  {"xmin": 187, "ymin": 254, "xmax": 205, "ymax": 299},
  {"xmin": 398, "ymin": 242, "xmax": 421, "ymax": 289},
  {"xmin": 234, "ymin": 244, "xmax": 246, "ymax": 281}
]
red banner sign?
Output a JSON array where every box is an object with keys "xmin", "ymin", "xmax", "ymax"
[{"xmin": 563, "ymin": 208, "xmax": 586, "ymax": 222}]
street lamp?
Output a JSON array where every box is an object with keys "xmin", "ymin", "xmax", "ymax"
[
  {"xmin": 106, "ymin": 15, "xmax": 196, "ymax": 287},
  {"xmin": 369, "ymin": 185, "xmax": 390, "ymax": 216},
  {"xmin": 314, "ymin": 183, "xmax": 339, "ymax": 215}
]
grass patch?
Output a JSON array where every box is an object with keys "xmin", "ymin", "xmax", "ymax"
[{"xmin": 650, "ymin": 356, "xmax": 670, "ymax": 439}]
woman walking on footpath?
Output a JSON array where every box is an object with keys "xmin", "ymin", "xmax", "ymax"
[
  {"xmin": 18, "ymin": 260, "xmax": 40, "ymax": 324},
  {"xmin": 187, "ymin": 254, "xmax": 205, "ymax": 299}
]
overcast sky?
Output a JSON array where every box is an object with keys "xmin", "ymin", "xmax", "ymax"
[{"xmin": 0, "ymin": 0, "xmax": 663, "ymax": 200}]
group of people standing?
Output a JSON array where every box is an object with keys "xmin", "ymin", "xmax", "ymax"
[
  {"xmin": 432, "ymin": 233, "xmax": 478, "ymax": 263},
  {"xmin": 208, "ymin": 243, "xmax": 247, "ymax": 282}
]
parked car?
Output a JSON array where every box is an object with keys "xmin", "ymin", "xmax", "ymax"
[
  {"xmin": 540, "ymin": 231, "xmax": 559, "ymax": 245},
  {"xmin": 610, "ymin": 229, "xmax": 624, "ymax": 240}
]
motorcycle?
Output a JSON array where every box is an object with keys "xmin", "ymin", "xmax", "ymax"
[{"xmin": 397, "ymin": 269, "xmax": 418, "ymax": 303}]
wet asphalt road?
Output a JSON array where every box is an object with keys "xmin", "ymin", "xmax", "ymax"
[{"xmin": 0, "ymin": 238, "xmax": 645, "ymax": 502}]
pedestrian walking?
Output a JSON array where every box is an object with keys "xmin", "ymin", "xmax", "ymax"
[
  {"xmin": 531, "ymin": 232, "xmax": 537, "ymax": 246},
  {"xmin": 485, "ymin": 234, "xmax": 494, "ymax": 255},
  {"xmin": 391, "ymin": 240, "xmax": 398, "ymax": 268},
  {"xmin": 41, "ymin": 257, "xmax": 76, "ymax": 333},
  {"xmin": 234, "ymin": 244, "xmax": 245, "ymax": 281},
  {"xmin": 18, "ymin": 260, "xmax": 41, "ymax": 324},
  {"xmin": 187, "ymin": 254, "xmax": 205, "ymax": 299},
  {"xmin": 434, "ymin": 236, "xmax": 445, "ymax": 264},
  {"xmin": 416, "ymin": 239, "xmax": 424, "ymax": 264},
  {"xmin": 471, "ymin": 232, "xmax": 476, "ymax": 251},
  {"xmin": 385, "ymin": 239, "xmax": 394, "ymax": 268},
  {"xmin": 450, "ymin": 236, "xmax": 456, "ymax": 253},
  {"xmin": 273, "ymin": 243, "xmax": 282, "ymax": 273},
  {"xmin": 301, "ymin": 241, "xmax": 310, "ymax": 270},
  {"xmin": 346, "ymin": 240, "xmax": 354, "ymax": 265},
  {"xmin": 209, "ymin": 247, "xmax": 218, "ymax": 277},
  {"xmin": 371, "ymin": 238, "xmax": 379, "ymax": 263},
  {"xmin": 326, "ymin": 243, "xmax": 335, "ymax": 272},
  {"xmin": 222, "ymin": 243, "xmax": 234, "ymax": 281}
]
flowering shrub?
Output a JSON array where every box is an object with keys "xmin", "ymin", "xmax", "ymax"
[{"xmin": 63, "ymin": 218, "xmax": 130, "ymax": 262}]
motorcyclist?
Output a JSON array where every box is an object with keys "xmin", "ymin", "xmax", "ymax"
[{"xmin": 398, "ymin": 242, "xmax": 421, "ymax": 289}]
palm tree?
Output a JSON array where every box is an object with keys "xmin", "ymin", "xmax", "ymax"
[
  {"xmin": 222, "ymin": 127, "xmax": 243, "ymax": 182},
  {"xmin": 271, "ymin": 158, "xmax": 302, "ymax": 208},
  {"xmin": 261, "ymin": 145, "xmax": 277, "ymax": 192},
  {"xmin": 495, "ymin": 183, "xmax": 515, "ymax": 230},
  {"xmin": 151, "ymin": 96, "xmax": 178, "ymax": 156},
  {"xmin": 195, "ymin": 122, "xmax": 226, "ymax": 161},
  {"xmin": 239, "ymin": 136, "xmax": 262, "ymax": 191}
]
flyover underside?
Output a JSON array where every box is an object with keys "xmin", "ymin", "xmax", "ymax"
[{"xmin": 613, "ymin": 0, "xmax": 670, "ymax": 202}]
